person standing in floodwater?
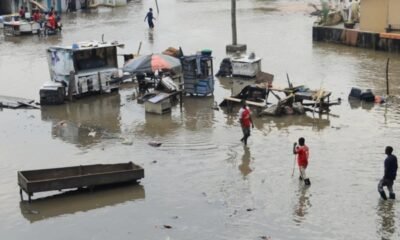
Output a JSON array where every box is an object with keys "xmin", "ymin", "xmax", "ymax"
[
  {"xmin": 293, "ymin": 137, "xmax": 311, "ymax": 186},
  {"xmin": 378, "ymin": 146, "xmax": 398, "ymax": 200},
  {"xmin": 144, "ymin": 8, "xmax": 156, "ymax": 29},
  {"xmin": 239, "ymin": 100, "xmax": 254, "ymax": 146}
]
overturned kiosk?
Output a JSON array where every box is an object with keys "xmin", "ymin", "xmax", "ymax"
[{"xmin": 39, "ymin": 40, "xmax": 124, "ymax": 105}]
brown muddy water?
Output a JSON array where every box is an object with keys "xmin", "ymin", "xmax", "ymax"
[{"xmin": 1, "ymin": 0, "xmax": 400, "ymax": 239}]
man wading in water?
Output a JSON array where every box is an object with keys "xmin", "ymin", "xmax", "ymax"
[
  {"xmin": 144, "ymin": 8, "xmax": 156, "ymax": 29},
  {"xmin": 293, "ymin": 137, "xmax": 311, "ymax": 186},
  {"xmin": 378, "ymin": 146, "xmax": 398, "ymax": 200},
  {"xmin": 239, "ymin": 100, "xmax": 254, "ymax": 146}
]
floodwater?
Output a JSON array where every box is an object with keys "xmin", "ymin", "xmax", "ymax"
[{"xmin": 1, "ymin": 0, "xmax": 400, "ymax": 239}]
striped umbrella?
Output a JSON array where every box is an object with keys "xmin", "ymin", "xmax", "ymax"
[{"xmin": 122, "ymin": 53, "xmax": 182, "ymax": 74}]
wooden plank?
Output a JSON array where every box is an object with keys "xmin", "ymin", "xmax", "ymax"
[
  {"xmin": 223, "ymin": 96, "xmax": 265, "ymax": 107},
  {"xmin": 380, "ymin": 32, "xmax": 400, "ymax": 40},
  {"xmin": 0, "ymin": 95, "xmax": 36, "ymax": 109},
  {"xmin": 17, "ymin": 101, "xmax": 40, "ymax": 109}
]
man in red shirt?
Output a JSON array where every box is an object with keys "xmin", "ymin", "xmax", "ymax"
[
  {"xmin": 32, "ymin": 10, "xmax": 41, "ymax": 22},
  {"xmin": 293, "ymin": 137, "xmax": 310, "ymax": 185},
  {"xmin": 239, "ymin": 100, "xmax": 254, "ymax": 146},
  {"xmin": 19, "ymin": 6, "xmax": 25, "ymax": 18},
  {"xmin": 47, "ymin": 12, "xmax": 56, "ymax": 30}
]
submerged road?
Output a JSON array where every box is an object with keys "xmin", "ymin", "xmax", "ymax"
[{"xmin": 1, "ymin": 0, "xmax": 400, "ymax": 239}]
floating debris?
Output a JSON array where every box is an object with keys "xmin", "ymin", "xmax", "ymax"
[
  {"xmin": 148, "ymin": 141, "xmax": 162, "ymax": 147},
  {"xmin": 88, "ymin": 131, "xmax": 97, "ymax": 138},
  {"xmin": 121, "ymin": 138, "xmax": 133, "ymax": 145},
  {"xmin": 0, "ymin": 95, "xmax": 40, "ymax": 109},
  {"xmin": 229, "ymin": 209, "xmax": 238, "ymax": 217},
  {"xmin": 211, "ymin": 101, "xmax": 219, "ymax": 111},
  {"xmin": 260, "ymin": 236, "xmax": 272, "ymax": 240},
  {"xmin": 24, "ymin": 209, "xmax": 39, "ymax": 215},
  {"xmin": 56, "ymin": 120, "xmax": 67, "ymax": 127}
]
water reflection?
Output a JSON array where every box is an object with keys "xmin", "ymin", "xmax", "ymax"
[
  {"xmin": 133, "ymin": 112, "xmax": 181, "ymax": 137},
  {"xmin": 183, "ymin": 96, "xmax": 215, "ymax": 131},
  {"xmin": 239, "ymin": 146, "xmax": 252, "ymax": 178},
  {"xmin": 217, "ymin": 76, "xmax": 233, "ymax": 91},
  {"xmin": 222, "ymin": 108, "xmax": 331, "ymax": 132},
  {"xmin": 41, "ymin": 93, "xmax": 121, "ymax": 147},
  {"xmin": 147, "ymin": 29, "xmax": 154, "ymax": 43},
  {"xmin": 349, "ymin": 99, "xmax": 375, "ymax": 111},
  {"xmin": 3, "ymin": 33, "xmax": 62, "ymax": 45},
  {"xmin": 376, "ymin": 201, "xmax": 396, "ymax": 240},
  {"xmin": 292, "ymin": 184, "xmax": 311, "ymax": 225},
  {"xmin": 217, "ymin": 77, "xmax": 265, "ymax": 96},
  {"xmin": 19, "ymin": 183, "xmax": 145, "ymax": 223},
  {"xmin": 260, "ymin": 114, "xmax": 331, "ymax": 131}
]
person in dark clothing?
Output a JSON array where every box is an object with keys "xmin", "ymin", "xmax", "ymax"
[
  {"xmin": 144, "ymin": 8, "xmax": 156, "ymax": 29},
  {"xmin": 378, "ymin": 146, "xmax": 398, "ymax": 200}
]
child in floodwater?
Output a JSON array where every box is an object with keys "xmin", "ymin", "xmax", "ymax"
[{"xmin": 293, "ymin": 137, "xmax": 311, "ymax": 185}]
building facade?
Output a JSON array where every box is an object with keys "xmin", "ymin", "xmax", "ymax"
[{"xmin": 360, "ymin": 0, "xmax": 400, "ymax": 33}]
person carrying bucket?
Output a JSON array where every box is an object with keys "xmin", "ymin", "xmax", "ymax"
[
  {"xmin": 378, "ymin": 146, "xmax": 398, "ymax": 200},
  {"xmin": 293, "ymin": 137, "xmax": 311, "ymax": 186}
]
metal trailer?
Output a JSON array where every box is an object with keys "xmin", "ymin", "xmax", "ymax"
[
  {"xmin": 181, "ymin": 54, "xmax": 214, "ymax": 96},
  {"xmin": 18, "ymin": 162, "xmax": 144, "ymax": 202}
]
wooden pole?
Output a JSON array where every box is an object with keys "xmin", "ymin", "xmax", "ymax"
[
  {"xmin": 136, "ymin": 41, "xmax": 142, "ymax": 56},
  {"xmin": 68, "ymin": 71, "xmax": 75, "ymax": 101},
  {"xmin": 155, "ymin": 0, "xmax": 159, "ymax": 14},
  {"xmin": 179, "ymin": 76, "xmax": 183, "ymax": 112},
  {"xmin": 386, "ymin": 58, "xmax": 390, "ymax": 95},
  {"xmin": 291, "ymin": 154, "xmax": 296, "ymax": 177},
  {"xmin": 231, "ymin": 0, "xmax": 237, "ymax": 45}
]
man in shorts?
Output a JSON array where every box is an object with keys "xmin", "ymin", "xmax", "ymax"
[{"xmin": 293, "ymin": 137, "xmax": 311, "ymax": 186}]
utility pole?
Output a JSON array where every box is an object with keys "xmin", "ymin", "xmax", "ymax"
[
  {"xmin": 226, "ymin": 0, "xmax": 246, "ymax": 53},
  {"xmin": 386, "ymin": 58, "xmax": 390, "ymax": 95},
  {"xmin": 231, "ymin": 0, "xmax": 237, "ymax": 45}
]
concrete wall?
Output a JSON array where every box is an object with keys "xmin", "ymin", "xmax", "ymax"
[
  {"xmin": 360, "ymin": 0, "xmax": 400, "ymax": 33},
  {"xmin": 115, "ymin": 0, "xmax": 127, "ymax": 6},
  {"xmin": 90, "ymin": 0, "xmax": 127, "ymax": 7},
  {"xmin": 388, "ymin": 0, "xmax": 400, "ymax": 28},
  {"xmin": 360, "ymin": 0, "xmax": 388, "ymax": 33},
  {"xmin": 43, "ymin": 0, "xmax": 83, "ymax": 13},
  {"xmin": 313, "ymin": 25, "xmax": 400, "ymax": 53}
]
